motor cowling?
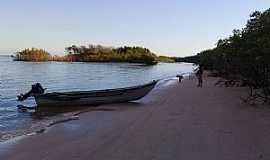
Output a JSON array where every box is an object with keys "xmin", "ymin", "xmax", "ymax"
[{"xmin": 17, "ymin": 83, "xmax": 46, "ymax": 101}]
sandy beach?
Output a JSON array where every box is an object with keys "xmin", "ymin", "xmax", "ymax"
[{"xmin": 1, "ymin": 75, "xmax": 270, "ymax": 160}]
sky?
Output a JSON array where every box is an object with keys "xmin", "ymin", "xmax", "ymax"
[{"xmin": 0, "ymin": 0, "xmax": 269, "ymax": 56}]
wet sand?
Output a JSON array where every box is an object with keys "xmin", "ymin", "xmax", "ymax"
[{"xmin": 1, "ymin": 76, "xmax": 270, "ymax": 160}]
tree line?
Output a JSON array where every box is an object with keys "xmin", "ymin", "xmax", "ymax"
[
  {"xmin": 64, "ymin": 45, "xmax": 157, "ymax": 65},
  {"xmin": 14, "ymin": 45, "xmax": 159, "ymax": 65},
  {"xmin": 190, "ymin": 8, "xmax": 270, "ymax": 102},
  {"xmin": 174, "ymin": 55, "xmax": 199, "ymax": 64}
]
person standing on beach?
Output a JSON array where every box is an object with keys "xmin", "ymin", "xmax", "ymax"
[{"xmin": 195, "ymin": 65, "xmax": 204, "ymax": 87}]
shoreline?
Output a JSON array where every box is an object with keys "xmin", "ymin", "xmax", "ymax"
[
  {"xmin": 1, "ymin": 76, "xmax": 270, "ymax": 159},
  {"xmin": 0, "ymin": 78, "xmax": 175, "ymax": 144},
  {"xmin": 0, "ymin": 61, "xmax": 194, "ymax": 144}
]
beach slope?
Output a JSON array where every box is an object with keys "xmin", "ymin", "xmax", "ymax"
[{"xmin": 1, "ymin": 76, "xmax": 270, "ymax": 160}]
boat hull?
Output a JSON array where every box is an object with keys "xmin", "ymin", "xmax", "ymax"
[{"xmin": 34, "ymin": 81, "xmax": 157, "ymax": 107}]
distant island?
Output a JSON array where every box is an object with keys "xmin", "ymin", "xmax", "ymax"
[
  {"xmin": 14, "ymin": 45, "xmax": 178, "ymax": 65},
  {"xmin": 14, "ymin": 48, "xmax": 51, "ymax": 61}
]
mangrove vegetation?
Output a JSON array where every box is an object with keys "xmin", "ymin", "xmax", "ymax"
[
  {"xmin": 189, "ymin": 8, "xmax": 270, "ymax": 103},
  {"xmin": 14, "ymin": 45, "xmax": 158, "ymax": 65},
  {"xmin": 64, "ymin": 45, "xmax": 157, "ymax": 65},
  {"xmin": 15, "ymin": 48, "xmax": 51, "ymax": 61}
]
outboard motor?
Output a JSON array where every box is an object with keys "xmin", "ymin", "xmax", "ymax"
[{"xmin": 17, "ymin": 83, "xmax": 46, "ymax": 101}]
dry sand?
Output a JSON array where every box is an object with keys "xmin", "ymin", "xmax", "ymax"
[{"xmin": 1, "ymin": 76, "xmax": 270, "ymax": 160}]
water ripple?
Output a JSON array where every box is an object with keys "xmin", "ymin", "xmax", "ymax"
[{"xmin": 0, "ymin": 56, "xmax": 195, "ymax": 142}]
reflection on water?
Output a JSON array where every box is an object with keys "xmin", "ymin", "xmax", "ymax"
[{"xmin": 0, "ymin": 55, "xmax": 195, "ymax": 141}]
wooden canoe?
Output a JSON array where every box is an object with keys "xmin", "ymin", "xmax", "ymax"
[{"xmin": 33, "ymin": 80, "xmax": 157, "ymax": 107}]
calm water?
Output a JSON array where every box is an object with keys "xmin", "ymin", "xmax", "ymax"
[{"xmin": 0, "ymin": 55, "xmax": 194, "ymax": 141}]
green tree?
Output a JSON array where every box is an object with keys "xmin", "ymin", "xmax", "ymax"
[{"xmin": 195, "ymin": 8, "xmax": 270, "ymax": 101}]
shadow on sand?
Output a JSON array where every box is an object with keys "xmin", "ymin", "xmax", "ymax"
[{"xmin": 17, "ymin": 101, "xmax": 143, "ymax": 120}]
